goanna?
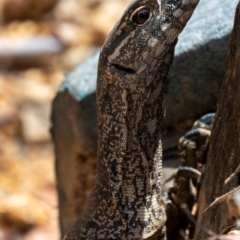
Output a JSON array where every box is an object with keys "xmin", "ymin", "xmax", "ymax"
[{"xmin": 64, "ymin": 0, "xmax": 200, "ymax": 239}]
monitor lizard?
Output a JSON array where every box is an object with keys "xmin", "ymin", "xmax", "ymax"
[{"xmin": 63, "ymin": 0, "xmax": 200, "ymax": 239}]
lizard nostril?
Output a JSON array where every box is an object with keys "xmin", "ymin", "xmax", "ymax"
[{"xmin": 112, "ymin": 64, "xmax": 136, "ymax": 74}]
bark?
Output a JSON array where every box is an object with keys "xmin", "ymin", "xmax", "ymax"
[{"xmin": 194, "ymin": 2, "xmax": 240, "ymax": 239}]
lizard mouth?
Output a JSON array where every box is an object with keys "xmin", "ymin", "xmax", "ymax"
[{"xmin": 112, "ymin": 63, "xmax": 136, "ymax": 74}]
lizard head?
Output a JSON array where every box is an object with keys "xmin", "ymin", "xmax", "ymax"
[
  {"xmin": 99, "ymin": 0, "xmax": 199, "ymax": 88},
  {"xmin": 96, "ymin": 0, "xmax": 199, "ymax": 196}
]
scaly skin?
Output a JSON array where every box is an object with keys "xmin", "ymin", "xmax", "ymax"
[{"xmin": 64, "ymin": 0, "xmax": 200, "ymax": 239}]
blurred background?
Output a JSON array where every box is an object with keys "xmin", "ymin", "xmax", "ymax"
[{"xmin": 0, "ymin": 0, "xmax": 131, "ymax": 239}]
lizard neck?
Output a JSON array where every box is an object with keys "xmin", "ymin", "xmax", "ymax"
[{"xmin": 91, "ymin": 48, "xmax": 175, "ymax": 238}]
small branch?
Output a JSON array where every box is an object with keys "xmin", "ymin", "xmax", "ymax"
[
  {"xmin": 224, "ymin": 163, "xmax": 240, "ymax": 185},
  {"xmin": 181, "ymin": 204, "xmax": 219, "ymax": 238},
  {"xmin": 204, "ymin": 186, "xmax": 240, "ymax": 213}
]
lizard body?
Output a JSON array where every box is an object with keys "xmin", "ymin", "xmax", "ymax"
[{"xmin": 64, "ymin": 0, "xmax": 199, "ymax": 239}]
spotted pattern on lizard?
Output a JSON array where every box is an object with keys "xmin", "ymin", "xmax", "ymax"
[{"xmin": 64, "ymin": 0, "xmax": 200, "ymax": 239}]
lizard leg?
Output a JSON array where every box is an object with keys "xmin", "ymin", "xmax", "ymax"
[
  {"xmin": 164, "ymin": 113, "xmax": 215, "ymax": 239},
  {"xmin": 163, "ymin": 167, "xmax": 201, "ymax": 240},
  {"xmin": 179, "ymin": 113, "xmax": 215, "ymax": 170}
]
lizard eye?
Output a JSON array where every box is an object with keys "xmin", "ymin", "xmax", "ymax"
[{"xmin": 131, "ymin": 7, "xmax": 151, "ymax": 25}]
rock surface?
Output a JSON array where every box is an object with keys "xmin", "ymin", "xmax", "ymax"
[{"xmin": 51, "ymin": 0, "xmax": 239, "ymax": 237}]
